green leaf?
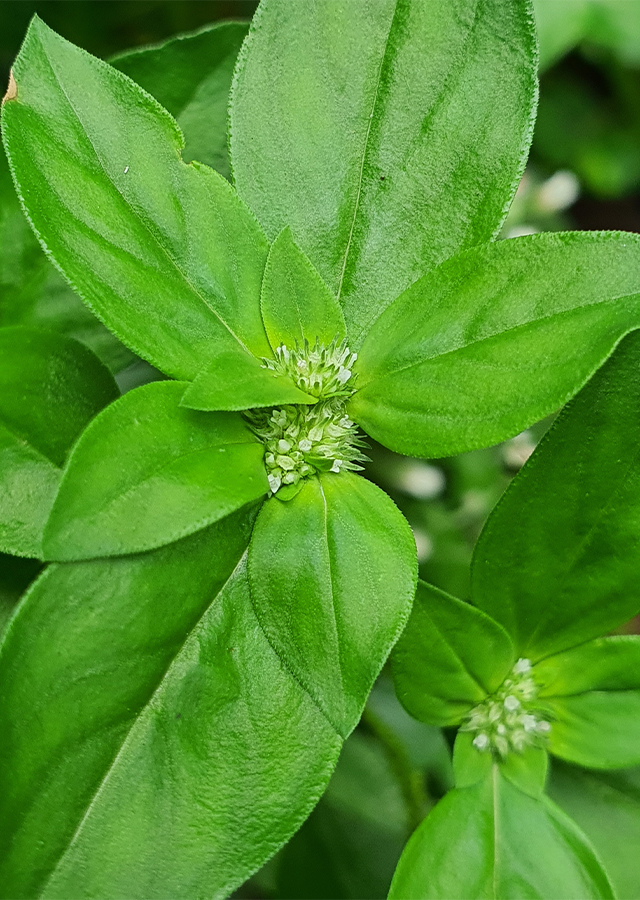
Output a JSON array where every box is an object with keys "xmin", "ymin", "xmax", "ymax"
[
  {"xmin": 0, "ymin": 511, "xmax": 343, "ymax": 899},
  {"xmin": 535, "ymin": 637, "xmax": 640, "ymax": 769},
  {"xmin": 0, "ymin": 554, "xmax": 41, "ymax": 636},
  {"xmin": 389, "ymin": 765, "xmax": 614, "ymax": 900},
  {"xmin": 0, "ymin": 145, "xmax": 133, "ymax": 373},
  {"xmin": 43, "ymin": 381, "xmax": 268, "ymax": 561},
  {"xmin": 230, "ymin": 0, "xmax": 537, "ymax": 346},
  {"xmin": 0, "ymin": 327, "xmax": 118, "ymax": 558},
  {"xmin": 180, "ymin": 342, "xmax": 316, "ymax": 412},
  {"xmin": 112, "ymin": 21, "xmax": 249, "ymax": 179},
  {"xmin": 350, "ymin": 232, "xmax": 640, "ymax": 457},
  {"xmin": 472, "ymin": 330, "xmax": 640, "ymax": 659},
  {"xmin": 391, "ymin": 580, "xmax": 515, "ymax": 727},
  {"xmin": 247, "ymin": 473, "xmax": 417, "ymax": 736},
  {"xmin": 2, "ymin": 17, "xmax": 271, "ymax": 381},
  {"xmin": 549, "ymin": 762, "xmax": 640, "ymax": 900},
  {"xmin": 260, "ymin": 227, "xmax": 346, "ymax": 351}
]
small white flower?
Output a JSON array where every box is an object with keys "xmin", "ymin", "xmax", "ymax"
[
  {"xmin": 522, "ymin": 714, "xmax": 537, "ymax": 733},
  {"xmin": 268, "ymin": 473, "xmax": 281, "ymax": 493},
  {"xmin": 330, "ymin": 459, "xmax": 343, "ymax": 473},
  {"xmin": 504, "ymin": 695, "xmax": 520, "ymax": 712},
  {"xmin": 473, "ymin": 733, "xmax": 489, "ymax": 751},
  {"xmin": 513, "ymin": 658, "xmax": 532, "ymax": 675},
  {"xmin": 299, "ymin": 439, "xmax": 312, "ymax": 452},
  {"xmin": 536, "ymin": 720, "xmax": 551, "ymax": 734}
]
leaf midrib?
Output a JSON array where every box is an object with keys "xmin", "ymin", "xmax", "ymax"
[
  {"xmin": 39, "ymin": 38, "xmax": 252, "ymax": 357},
  {"xmin": 36, "ymin": 551, "xmax": 249, "ymax": 899}
]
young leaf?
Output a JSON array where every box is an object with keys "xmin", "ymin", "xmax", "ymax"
[
  {"xmin": 2, "ymin": 17, "xmax": 271, "ymax": 381},
  {"xmin": 350, "ymin": 232, "xmax": 640, "ymax": 457},
  {"xmin": 389, "ymin": 766, "xmax": 614, "ymax": 900},
  {"xmin": 0, "ymin": 511, "xmax": 342, "ymax": 900},
  {"xmin": 535, "ymin": 638, "xmax": 640, "ymax": 769},
  {"xmin": 0, "ymin": 327, "xmax": 118, "ymax": 558},
  {"xmin": 230, "ymin": 0, "xmax": 538, "ymax": 346},
  {"xmin": 260, "ymin": 227, "xmax": 346, "ymax": 351},
  {"xmin": 0, "ymin": 146, "xmax": 133, "ymax": 373},
  {"xmin": 43, "ymin": 381, "xmax": 268, "ymax": 561},
  {"xmin": 112, "ymin": 21, "xmax": 249, "ymax": 179},
  {"xmin": 472, "ymin": 329, "xmax": 640, "ymax": 659},
  {"xmin": 247, "ymin": 473, "xmax": 417, "ymax": 737},
  {"xmin": 180, "ymin": 341, "xmax": 316, "ymax": 412},
  {"xmin": 549, "ymin": 762, "xmax": 640, "ymax": 900},
  {"xmin": 391, "ymin": 581, "xmax": 515, "ymax": 727}
]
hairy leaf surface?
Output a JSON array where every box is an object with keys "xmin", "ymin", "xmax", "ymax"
[
  {"xmin": 351, "ymin": 232, "xmax": 640, "ymax": 457},
  {"xmin": 248, "ymin": 473, "xmax": 417, "ymax": 736},
  {"xmin": 230, "ymin": 0, "xmax": 537, "ymax": 346},
  {"xmin": 44, "ymin": 381, "xmax": 267, "ymax": 560},
  {"xmin": 472, "ymin": 331, "xmax": 640, "ymax": 658},
  {"xmin": 2, "ymin": 18, "xmax": 270, "ymax": 380},
  {"xmin": 391, "ymin": 581, "xmax": 514, "ymax": 727},
  {"xmin": 0, "ymin": 511, "xmax": 342, "ymax": 899}
]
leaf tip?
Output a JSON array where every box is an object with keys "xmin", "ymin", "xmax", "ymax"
[{"xmin": 2, "ymin": 70, "xmax": 17, "ymax": 104}]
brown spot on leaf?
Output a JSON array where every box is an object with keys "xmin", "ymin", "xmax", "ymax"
[{"xmin": 2, "ymin": 70, "xmax": 17, "ymax": 104}]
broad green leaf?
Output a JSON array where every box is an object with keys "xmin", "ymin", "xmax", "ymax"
[
  {"xmin": 112, "ymin": 21, "xmax": 249, "ymax": 179},
  {"xmin": 43, "ymin": 381, "xmax": 268, "ymax": 561},
  {"xmin": 247, "ymin": 473, "xmax": 416, "ymax": 736},
  {"xmin": 0, "ymin": 327, "xmax": 118, "ymax": 557},
  {"xmin": 451, "ymin": 731, "xmax": 492, "ymax": 789},
  {"xmin": 0, "ymin": 146, "xmax": 133, "ymax": 373},
  {"xmin": 535, "ymin": 637, "xmax": 640, "ymax": 769},
  {"xmin": 472, "ymin": 330, "xmax": 640, "ymax": 659},
  {"xmin": 391, "ymin": 581, "xmax": 515, "ymax": 727},
  {"xmin": 549, "ymin": 762, "xmax": 640, "ymax": 900},
  {"xmin": 230, "ymin": 0, "xmax": 537, "ymax": 346},
  {"xmin": 0, "ymin": 511, "xmax": 343, "ymax": 899},
  {"xmin": 2, "ymin": 17, "xmax": 271, "ymax": 381},
  {"xmin": 260, "ymin": 228, "xmax": 346, "ymax": 351},
  {"xmin": 350, "ymin": 232, "xmax": 640, "ymax": 457},
  {"xmin": 389, "ymin": 766, "xmax": 614, "ymax": 900},
  {"xmin": 180, "ymin": 341, "xmax": 316, "ymax": 412}
]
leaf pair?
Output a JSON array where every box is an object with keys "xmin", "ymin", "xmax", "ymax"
[{"xmin": 390, "ymin": 331, "xmax": 640, "ymax": 898}]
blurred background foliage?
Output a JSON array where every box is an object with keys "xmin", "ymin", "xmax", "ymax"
[{"xmin": 1, "ymin": 1, "xmax": 640, "ymax": 898}]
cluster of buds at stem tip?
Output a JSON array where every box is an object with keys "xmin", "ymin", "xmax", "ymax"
[
  {"xmin": 245, "ymin": 337, "xmax": 368, "ymax": 495},
  {"xmin": 461, "ymin": 658, "xmax": 552, "ymax": 757}
]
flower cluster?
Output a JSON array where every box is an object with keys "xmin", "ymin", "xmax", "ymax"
[
  {"xmin": 262, "ymin": 338, "xmax": 358, "ymax": 398},
  {"xmin": 246, "ymin": 338, "xmax": 367, "ymax": 494},
  {"xmin": 461, "ymin": 658, "xmax": 551, "ymax": 757}
]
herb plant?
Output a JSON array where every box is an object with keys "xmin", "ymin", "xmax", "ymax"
[{"xmin": 2, "ymin": 2, "xmax": 640, "ymax": 898}]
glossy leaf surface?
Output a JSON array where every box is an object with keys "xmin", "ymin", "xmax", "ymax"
[
  {"xmin": 248, "ymin": 473, "xmax": 417, "ymax": 736},
  {"xmin": 112, "ymin": 21, "xmax": 249, "ymax": 178},
  {"xmin": 389, "ymin": 766, "xmax": 614, "ymax": 900},
  {"xmin": 231, "ymin": 0, "xmax": 537, "ymax": 346},
  {"xmin": 180, "ymin": 341, "xmax": 315, "ymax": 412},
  {"xmin": 44, "ymin": 382, "xmax": 267, "ymax": 560},
  {"xmin": 0, "ymin": 512, "xmax": 342, "ymax": 899},
  {"xmin": 391, "ymin": 580, "xmax": 514, "ymax": 727},
  {"xmin": 0, "ymin": 327, "xmax": 118, "ymax": 557},
  {"xmin": 472, "ymin": 330, "xmax": 640, "ymax": 659},
  {"xmin": 0, "ymin": 147, "xmax": 133, "ymax": 372},
  {"xmin": 260, "ymin": 228, "xmax": 346, "ymax": 351},
  {"xmin": 2, "ymin": 17, "xmax": 270, "ymax": 380},
  {"xmin": 351, "ymin": 232, "xmax": 640, "ymax": 457},
  {"xmin": 549, "ymin": 762, "xmax": 640, "ymax": 900}
]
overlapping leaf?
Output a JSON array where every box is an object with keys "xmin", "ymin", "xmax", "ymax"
[
  {"xmin": 2, "ymin": 17, "xmax": 271, "ymax": 381},
  {"xmin": 43, "ymin": 381, "xmax": 268, "ymax": 560},
  {"xmin": 0, "ymin": 327, "xmax": 118, "ymax": 558},
  {"xmin": 472, "ymin": 330, "xmax": 640, "ymax": 658},
  {"xmin": 231, "ymin": 0, "xmax": 538, "ymax": 346},
  {"xmin": 248, "ymin": 473, "xmax": 416, "ymax": 736},
  {"xmin": 0, "ymin": 509, "xmax": 342, "ymax": 900}
]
